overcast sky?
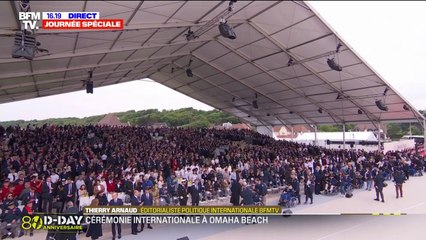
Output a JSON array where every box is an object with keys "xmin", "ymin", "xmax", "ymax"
[{"xmin": 0, "ymin": 1, "xmax": 425, "ymax": 121}]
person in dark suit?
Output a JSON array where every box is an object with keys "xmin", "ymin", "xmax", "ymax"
[
  {"xmin": 109, "ymin": 192, "xmax": 123, "ymax": 240},
  {"xmin": 240, "ymin": 183, "xmax": 254, "ymax": 205},
  {"xmin": 189, "ymin": 178, "xmax": 202, "ymax": 206},
  {"xmin": 177, "ymin": 179, "xmax": 188, "ymax": 206},
  {"xmin": 130, "ymin": 190, "xmax": 142, "ymax": 235},
  {"xmin": 64, "ymin": 178, "xmax": 76, "ymax": 204},
  {"xmin": 290, "ymin": 174, "xmax": 301, "ymax": 204},
  {"xmin": 86, "ymin": 199, "xmax": 102, "ymax": 240},
  {"xmin": 85, "ymin": 173, "xmax": 95, "ymax": 197},
  {"xmin": 374, "ymin": 170, "xmax": 385, "ymax": 202},
  {"xmin": 393, "ymin": 169, "xmax": 405, "ymax": 198},
  {"xmin": 21, "ymin": 187, "xmax": 39, "ymax": 208},
  {"xmin": 140, "ymin": 187, "xmax": 153, "ymax": 231},
  {"xmin": 304, "ymin": 174, "xmax": 314, "ymax": 204},
  {"xmin": 56, "ymin": 201, "xmax": 79, "ymax": 240},
  {"xmin": 230, "ymin": 179, "xmax": 242, "ymax": 206},
  {"xmin": 41, "ymin": 176, "xmax": 54, "ymax": 213}
]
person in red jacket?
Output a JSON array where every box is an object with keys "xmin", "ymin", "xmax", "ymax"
[
  {"xmin": 106, "ymin": 177, "xmax": 116, "ymax": 193},
  {"xmin": 12, "ymin": 179, "xmax": 24, "ymax": 198},
  {"xmin": 0, "ymin": 179, "xmax": 11, "ymax": 201}
]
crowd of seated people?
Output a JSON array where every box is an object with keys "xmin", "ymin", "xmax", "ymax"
[{"xmin": 0, "ymin": 124, "xmax": 424, "ymax": 238}]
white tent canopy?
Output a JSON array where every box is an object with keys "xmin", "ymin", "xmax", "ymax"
[
  {"xmin": 295, "ymin": 132, "xmax": 378, "ymax": 142},
  {"xmin": 0, "ymin": 1, "xmax": 424, "ymax": 128}
]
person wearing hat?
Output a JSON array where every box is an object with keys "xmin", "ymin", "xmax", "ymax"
[
  {"xmin": 177, "ymin": 178, "xmax": 188, "ymax": 206},
  {"xmin": 0, "ymin": 201, "xmax": 21, "ymax": 238},
  {"xmin": 21, "ymin": 199, "xmax": 35, "ymax": 236}
]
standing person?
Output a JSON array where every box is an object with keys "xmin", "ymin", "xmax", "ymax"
[
  {"xmin": 189, "ymin": 178, "xmax": 202, "ymax": 206},
  {"xmin": 21, "ymin": 199, "xmax": 35, "ymax": 237},
  {"xmin": 141, "ymin": 187, "xmax": 153, "ymax": 231},
  {"xmin": 365, "ymin": 167, "xmax": 372, "ymax": 191},
  {"xmin": 57, "ymin": 201, "xmax": 79, "ymax": 240},
  {"xmin": 255, "ymin": 178, "xmax": 267, "ymax": 205},
  {"xmin": 240, "ymin": 183, "xmax": 254, "ymax": 206},
  {"xmin": 290, "ymin": 174, "xmax": 301, "ymax": 204},
  {"xmin": 394, "ymin": 169, "xmax": 405, "ymax": 198},
  {"xmin": 109, "ymin": 192, "xmax": 123, "ymax": 240},
  {"xmin": 86, "ymin": 199, "xmax": 103, "ymax": 240},
  {"xmin": 374, "ymin": 170, "xmax": 385, "ymax": 203},
  {"xmin": 177, "ymin": 179, "xmax": 188, "ymax": 206},
  {"xmin": 230, "ymin": 179, "xmax": 242, "ymax": 206},
  {"xmin": 304, "ymin": 174, "xmax": 314, "ymax": 204},
  {"xmin": 130, "ymin": 190, "xmax": 142, "ymax": 235},
  {"xmin": 41, "ymin": 176, "xmax": 54, "ymax": 213},
  {"xmin": 64, "ymin": 177, "xmax": 76, "ymax": 205}
]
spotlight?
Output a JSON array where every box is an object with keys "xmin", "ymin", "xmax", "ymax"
[
  {"xmin": 358, "ymin": 109, "xmax": 363, "ymax": 115},
  {"xmin": 318, "ymin": 108, "xmax": 323, "ymax": 114},
  {"xmin": 218, "ymin": 21, "xmax": 236, "ymax": 40},
  {"xmin": 327, "ymin": 58, "xmax": 342, "ymax": 71},
  {"xmin": 336, "ymin": 93, "xmax": 344, "ymax": 100},
  {"xmin": 232, "ymin": 97, "xmax": 235, "ymax": 102},
  {"xmin": 186, "ymin": 68, "xmax": 193, "ymax": 77},
  {"xmin": 289, "ymin": 111, "xmax": 293, "ymax": 114},
  {"xmin": 252, "ymin": 100, "xmax": 258, "ymax": 109},
  {"xmin": 266, "ymin": 113, "xmax": 270, "ymax": 117},
  {"xmin": 287, "ymin": 59, "xmax": 294, "ymax": 67},
  {"xmin": 403, "ymin": 104, "xmax": 410, "ymax": 111},
  {"xmin": 247, "ymin": 115, "xmax": 251, "ymax": 118},
  {"xmin": 171, "ymin": 67, "xmax": 174, "ymax": 73},
  {"xmin": 375, "ymin": 99, "xmax": 388, "ymax": 111}
]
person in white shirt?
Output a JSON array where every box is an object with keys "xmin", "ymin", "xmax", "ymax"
[
  {"xmin": 75, "ymin": 175, "xmax": 86, "ymax": 192},
  {"xmin": 7, "ymin": 168, "xmax": 18, "ymax": 182},
  {"xmin": 50, "ymin": 171, "xmax": 60, "ymax": 184}
]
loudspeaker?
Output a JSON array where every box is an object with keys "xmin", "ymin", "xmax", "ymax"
[
  {"xmin": 86, "ymin": 81, "xmax": 93, "ymax": 94},
  {"xmin": 375, "ymin": 100, "xmax": 388, "ymax": 111},
  {"xmin": 12, "ymin": 31, "xmax": 37, "ymax": 60},
  {"xmin": 186, "ymin": 68, "xmax": 193, "ymax": 77},
  {"xmin": 252, "ymin": 100, "xmax": 258, "ymax": 109},
  {"xmin": 345, "ymin": 193, "xmax": 353, "ymax": 198},
  {"xmin": 327, "ymin": 58, "xmax": 343, "ymax": 71},
  {"xmin": 177, "ymin": 237, "xmax": 190, "ymax": 240},
  {"xmin": 218, "ymin": 22, "xmax": 236, "ymax": 39}
]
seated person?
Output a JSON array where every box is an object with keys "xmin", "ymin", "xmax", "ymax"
[{"xmin": 0, "ymin": 201, "xmax": 22, "ymax": 238}]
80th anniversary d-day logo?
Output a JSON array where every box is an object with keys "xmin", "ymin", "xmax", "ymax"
[{"xmin": 21, "ymin": 215, "xmax": 83, "ymax": 231}]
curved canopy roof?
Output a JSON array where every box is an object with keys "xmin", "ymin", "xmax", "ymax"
[{"xmin": 0, "ymin": 1, "xmax": 424, "ymax": 127}]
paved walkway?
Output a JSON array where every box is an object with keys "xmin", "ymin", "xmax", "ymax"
[{"xmin": 25, "ymin": 174, "xmax": 426, "ymax": 240}]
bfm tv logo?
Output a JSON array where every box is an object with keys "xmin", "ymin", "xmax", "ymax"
[{"xmin": 22, "ymin": 215, "xmax": 83, "ymax": 230}]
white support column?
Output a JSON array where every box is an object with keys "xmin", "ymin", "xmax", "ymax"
[
  {"xmin": 343, "ymin": 124, "xmax": 346, "ymax": 150},
  {"xmin": 378, "ymin": 122, "xmax": 381, "ymax": 151},
  {"xmin": 423, "ymin": 119, "xmax": 426, "ymax": 152},
  {"xmin": 314, "ymin": 125, "xmax": 318, "ymax": 146}
]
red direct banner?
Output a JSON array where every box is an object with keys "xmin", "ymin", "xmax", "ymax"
[{"xmin": 42, "ymin": 19, "xmax": 124, "ymax": 30}]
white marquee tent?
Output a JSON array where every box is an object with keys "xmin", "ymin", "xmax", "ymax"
[{"xmin": 0, "ymin": 1, "xmax": 425, "ymax": 138}]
